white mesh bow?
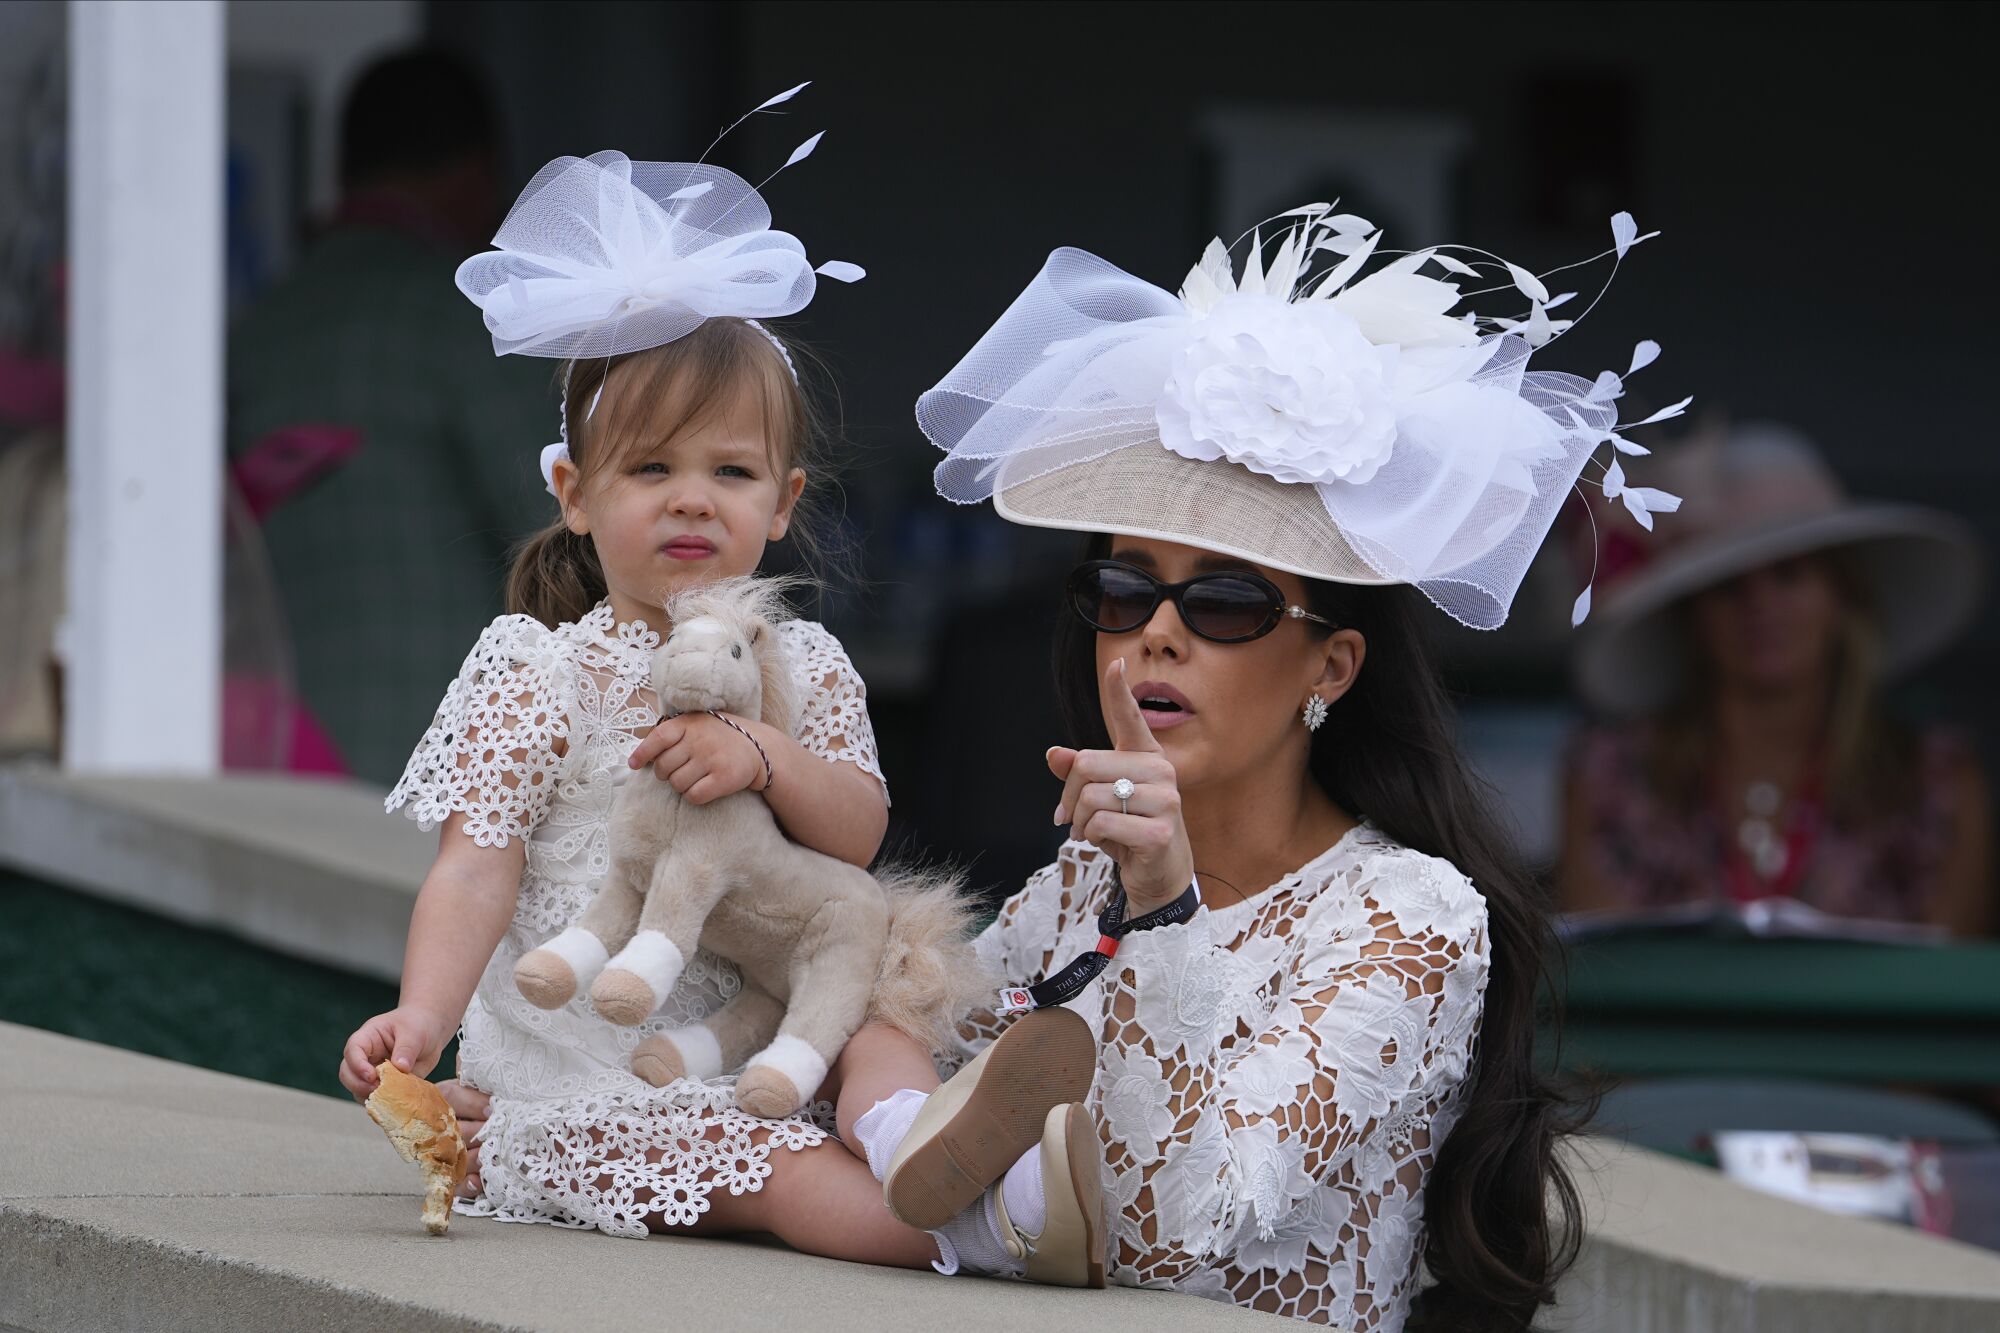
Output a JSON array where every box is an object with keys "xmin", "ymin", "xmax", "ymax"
[
  {"xmin": 456, "ymin": 152, "xmax": 821, "ymax": 359},
  {"xmin": 920, "ymin": 208, "xmax": 1684, "ymax": 629},
  {"xmin": 454, "ymin": 82, "xmax": 865, "ymax": 494}
]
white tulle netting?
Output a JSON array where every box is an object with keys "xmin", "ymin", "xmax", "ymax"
[
  {"xmin": 951, "ymin": 828, "xmax": 1489, "ymax": 1330},
  {"xmin": 920, "ymin": 210, "xmax": 1685, "ymax": 629},
  {"xmin": 385, "ymin": 602, "xmax": 886, "ymax": 1237},
  {"xmin": 456, "ymin": 153, "xmax": 819, "ymax": 361}
]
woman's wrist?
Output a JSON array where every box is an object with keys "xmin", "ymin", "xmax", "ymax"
[{"xmin": 1126, "ymin": 878, "xmax": 1197, "ymax": 916}]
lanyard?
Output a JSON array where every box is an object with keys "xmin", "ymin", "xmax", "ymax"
[{"xmin": 997, "ymin": 874, "xmax": 1202, "ymax": 1015}]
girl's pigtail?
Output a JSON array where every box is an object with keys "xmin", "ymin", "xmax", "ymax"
[{"xmin": 506, "ymin": 519, "xmax": 607, "ymax": 629}]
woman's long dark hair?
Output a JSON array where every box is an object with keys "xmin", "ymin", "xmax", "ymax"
[{"xmin": 1052, "ymin": 534, "xmax": 1588, "ymax": 1332}]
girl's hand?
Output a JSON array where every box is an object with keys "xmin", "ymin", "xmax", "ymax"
[
  {"xmin": 627, "ymin": 712, "xmax": 768, "ymax": 805},
  {"xmin": 1047, "ymin": 659, "xmax": 1197, "ymax": 914},
  {"xmin": 436, "ymin": 1078, "xmax": 491, "ymax": 1197},
  {"xmin": 339, "ymin": 1005, "xmax": 453, "ymax": 1102}
]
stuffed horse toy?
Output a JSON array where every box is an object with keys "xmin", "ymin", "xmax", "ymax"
[{"xmin": 513, "ymin": 577, "xmax": 989, "ymax": 1118}]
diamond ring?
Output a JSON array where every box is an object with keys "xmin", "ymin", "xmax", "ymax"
[{"xmin": 1112, "ymin": 777, "xmax": 1136, "ymax": 814}]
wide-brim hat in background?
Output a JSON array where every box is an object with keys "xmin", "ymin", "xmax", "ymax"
[{"xmin": 1573, "ymin": 423, "xmax": 1984, "ymax": 715}]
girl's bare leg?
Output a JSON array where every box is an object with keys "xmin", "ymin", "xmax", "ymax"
[
  {"xmin": 643, "ymin": 1133, "xmax": 939, "ymax": 1269},
  {"xmin": 817, "ymin": 1021, "xmax": 942, "ymax": 1147}
]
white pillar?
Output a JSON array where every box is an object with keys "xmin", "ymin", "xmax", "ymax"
[{"xmin": 64, "ymin": 0, "xmax": 225, "ymax": 774}]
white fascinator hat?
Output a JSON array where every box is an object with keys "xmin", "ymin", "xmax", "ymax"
[
  {"xmin": 919, "ymin": 208, "xmax": 1686, "ymax": 630},
  {"xmin": 453, "ymin": 82, "xmax": 864, "ymax": 494}
]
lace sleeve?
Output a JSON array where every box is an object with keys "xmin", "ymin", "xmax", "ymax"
[
  {"xmin": 945, "ymin": 845, "xmax": 1111, "ymax": 1064},
  {"xmin": 1094, "ymin": 847, "xmax": 1490, "ymax": 1285},
  {"xmin": 385, "ymin": 615, "xmax": 573, "ymax": 848},
  {"xmin": 778, "ymin": 619, "xmax": 888, "ymax": 802}
]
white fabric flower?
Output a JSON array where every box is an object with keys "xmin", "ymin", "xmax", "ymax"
[
  {"xmin": 1236, "ymin": 1183, "xmax": 1352, "ymax": 1278},
  {"xmin": 1156, "ymin": 293, "xmax": 1400, "ymax": 488},
  {"xmin": 1101, "ymin": 1045, "xmax": 1178, "ymax": 1166},
  {"xmin": 1373, "ymin": 851, "xmax": 1480, "ymax": 941},
  {"xmin": 1232, "ymin": 1120, "xmax": 1313, "ymax": 1241},
  {"xmin": 1222, "ymin": 1030, "xmax": 1318, "ymax": 1119},
  {"xmin": 1324, "ymin": 975, "xmax": 1425, "ymax": 1126},
  {"xmin": 1126, "ymin": 919, "xmax": 1230, "ymax": 1060},
  {"xmin": 1152, "ymin": 1113, "xmax": 1231, "ymax": 1253},
  {"xmin": 1362, "ymin": 1185, "xmax": 1424, "ymax": 1298}
]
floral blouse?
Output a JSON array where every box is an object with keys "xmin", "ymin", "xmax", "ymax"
[{"xmin": 952, "ymin": 826, "xmax": 1491, "ymax": 1332}]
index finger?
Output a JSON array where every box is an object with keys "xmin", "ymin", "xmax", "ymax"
[
  {"xmin": 1100, "ymin": 658, "xmax": 1162, "ymax": 754},
  {"xmin": 628, "ymin": 716, "xmax": 686, "ymax": 769}
]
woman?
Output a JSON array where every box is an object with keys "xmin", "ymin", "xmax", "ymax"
[
  {"xmin": 1563, "ymin": 425, "xmax": 1990, "ymax": 934},
  {"xmin": 874, "ymin": 208, "xmax": 1689, "ymax": 1331}
]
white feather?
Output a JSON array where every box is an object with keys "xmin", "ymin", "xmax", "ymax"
[
  {"xmin": 1611, "ymin": 211, "xmax": 1660, "ymax": 258},
  {"xmin": 784, "ymin": 131, "xmax": 825, "ymax": 169},
  {"xmin": 1311, "ymin": 230, "xmax": 1381, "ymax": 297},
  {"xmin": 1630, "ymin": 395, "xmax": 1693, "ymax": 427},
  {"xmin": 756, "ymin": 81, "xmax": 811, "ymax": 111},
  {"xmin": 814, "ymin": 260, "xmax": 866, "ymax": 283},
  {"xmin": 1506, "ymin": 262, "xmax": 1550, "ymax": 303},
  {"xmin": 1627, "ymin": 339, "xmax": 1661, "ymax": 375}
]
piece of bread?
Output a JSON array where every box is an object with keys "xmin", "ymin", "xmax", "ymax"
[{"xmin": 364, "ymin": 1062, "xmax": 470, "ymax": 1235}]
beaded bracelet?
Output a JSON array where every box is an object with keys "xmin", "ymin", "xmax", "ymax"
[{"xmin": 707, "ymin": 709, "xmax": 775, "ymax": 792}]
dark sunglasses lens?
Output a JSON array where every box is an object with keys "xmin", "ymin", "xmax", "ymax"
[
  {"xmin": 1073, "ymin": 566, "xmax": 1158, "ymax": 632},
  {"xmin": 1181, "ymin": 576, "xmax": 1279, "ymax": 641}
]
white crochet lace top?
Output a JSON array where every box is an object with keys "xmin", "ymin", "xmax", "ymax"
[
  {"xmin": 385, "ymin": 601, "xmax": 885, "ymax": 1237},
  {"xmin": 957, "ymin": 829, "xmax": 1490, "ymax": 1332}
]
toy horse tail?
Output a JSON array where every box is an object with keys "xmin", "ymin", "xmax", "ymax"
[{"xmin": 867, "ymin": 865, "xmax": 997, "ymax": 1056}]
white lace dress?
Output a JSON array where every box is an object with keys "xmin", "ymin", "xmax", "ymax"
[
  {"xmin": 956, "ymin": 826, "xmax": 1489, "ymax": 1332},
  {"xmin": 386, "ymin": 600, "xmax": 887, "ymax": 1237}
]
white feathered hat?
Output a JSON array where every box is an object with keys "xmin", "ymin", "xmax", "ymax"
[{"xmin": 920, "ymin": 208, "xmax": 1686, "ymax": 630}]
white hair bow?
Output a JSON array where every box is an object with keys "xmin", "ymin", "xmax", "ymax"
[{"xmin": 454, "ymin": 83, "xmax": 863, "ymax": 492}]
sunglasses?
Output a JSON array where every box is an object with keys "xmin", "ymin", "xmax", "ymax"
[{"xmin": 1066, "ymin": 560, "xmax": 1337, "ymax": 644}]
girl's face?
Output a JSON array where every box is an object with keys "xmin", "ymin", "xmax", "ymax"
[
  {"xmin": 552, "ymin": 380, "xmax": 805, "ymax": 625},
  {"xmin": 1690, "ymin": 553, "xmax": 1843, "ymax": 695},
  {"xmin": 1090, "ymin": 537, "xmax": 1365, "ymax": 796}
]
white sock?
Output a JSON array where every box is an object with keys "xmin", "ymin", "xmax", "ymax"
[
  {"xmin": 1001, "ymin": 1145, "xmax": 1045, "ymax": 1238},
  {"xmin": 930, "ymin": 1190, "xmax": 1023, "ymax": 1277},
  {"xmin": 853, "ymin": 1087, "xmax": 928, "ymax": 1183}
]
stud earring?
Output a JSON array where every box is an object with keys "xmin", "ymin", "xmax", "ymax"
[{"xmin": 1302, "ymin": 695, "xmax": 1329, "ymax": 732}]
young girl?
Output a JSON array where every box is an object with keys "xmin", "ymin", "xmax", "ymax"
[
  {"xmin": 336, "ymin": 129, "xmax": 1031, "ymax": 1260},
  {"xmin": 862, "ymin": 207, "xmax": 1691, "ymax": 1329}
]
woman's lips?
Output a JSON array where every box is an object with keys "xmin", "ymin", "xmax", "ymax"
[
  {"xmin": 1132, "ymin": 680, "xmax": 1196, "ymax": 731},
  {"xmin": 662, "ymin": 536, "xmax": 717, "ymax": 560}
]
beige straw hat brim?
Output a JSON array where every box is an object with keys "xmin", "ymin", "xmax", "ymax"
[
  {"xmin": 1574, "ymin": 503, "xmax": 1984, "ymax": 716},
  {"xmin": 992, "ymin": 445, "xmax": 1394, "ymax": 586}
]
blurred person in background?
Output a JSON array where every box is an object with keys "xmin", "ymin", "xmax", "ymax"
[
  {"xmin": 228, "ymin": 49, "xmax": 551, "ymax": 784},
  {"xmin": 1562, "ymin": 424, "xmax": 1992, "ymax": 935}
]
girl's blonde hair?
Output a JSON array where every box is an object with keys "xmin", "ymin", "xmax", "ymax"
[{"xmin": 505, "ymin": 318, "xmax": 833, "ymax": 628}]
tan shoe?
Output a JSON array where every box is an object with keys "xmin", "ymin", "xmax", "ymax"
[
  {"xmin": 996, "ymin": 1103, "xmax": 1106, "ymax": 1288},
  {"xmin": 883, "ymin": 1007, "xmax": 1095, "ymax": 1230}
]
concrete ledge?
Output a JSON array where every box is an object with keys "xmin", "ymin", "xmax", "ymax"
[
  {"xmin": 0, "ymin": 1024, "xmax": 1278, "ymax": 1332},
  {"xmin": 7, "ymin": 1024, "xmax": 2000, "ymax": 1333},
  {"xmin": 1555, "ymin": 1138, "xmax": 2000, "ymax": 1332},
  {"xmin": 0, "ymin": 764, "xmax": 427, "ymax": 981}
]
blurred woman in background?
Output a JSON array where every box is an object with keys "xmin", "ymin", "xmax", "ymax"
[{"xmin": 1562, "ymin": 424, "xmax": 1992, "ymax": 935}]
